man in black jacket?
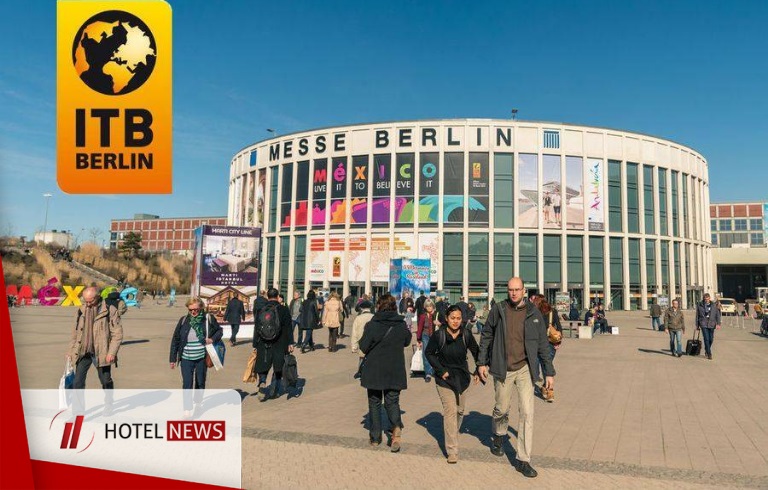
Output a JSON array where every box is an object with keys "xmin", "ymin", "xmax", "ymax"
[
  {"xmin": 477, "ymin": 277, "xmax": 555, "ymax": 479},
  {"xmin": 414, "ymin": 290, "xmax": 427, "ymax": 317},
  {"xmin": 252, "ymin": 288, "xmax": 294, "ymax": 401},
  {"xmin": 223, "ymin": 295, "xmax": 246, "ymax": 346}
]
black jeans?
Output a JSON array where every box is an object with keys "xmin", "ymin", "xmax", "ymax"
[
  {"xmin": 328, "ymin": 327, "xmax": 339, "ymax": 351},
  {"xmin": 180, "ymin": 357, "xmax": 207, "ymax": 410},
  {"xmin": 230, "ymin": 324, "xmax": 240, "ymax": 343},
  {"xmin": 367, "ymin": 389, "xmax": 403, "ymax": 442},
  {"xmin": 71, "ymin": 353, "xmax": 113, "ymax": 414}
]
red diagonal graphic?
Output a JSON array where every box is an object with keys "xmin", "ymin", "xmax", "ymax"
[
  {"xmin": 60, "ymin": 422, "xmax": 73, "ymax": 449},
  {"xmin": 69, "ymin": 416, "xmax": 84, "ymax": 449}
]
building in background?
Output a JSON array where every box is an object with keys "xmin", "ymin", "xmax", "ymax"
[
  {"xmin": 110, "ymin": 214, "xmax": 227, "ymax": 254},
  {"xmin": 709, "ymin": 201, "xmax": 768, "ymax": 302},
  {"xmin": 229, "ymin": 119, "xmax": 713, "ymax": 311},
  {"xmin": 33, "ymin": 230, "xmax": 73, "ymax": 248}
]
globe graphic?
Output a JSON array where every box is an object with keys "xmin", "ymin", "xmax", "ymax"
[{"xmin": 72, "ymin": 10, "xmax": 157, "ymax": 95}]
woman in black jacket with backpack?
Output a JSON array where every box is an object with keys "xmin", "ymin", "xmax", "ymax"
[{"xmin": 358, "ymin": 294, "xmax": 411, "ymax": 451}]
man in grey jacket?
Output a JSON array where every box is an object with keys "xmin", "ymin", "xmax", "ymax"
[
  {"xmin": 696, "ymin": 293, "xmax": 722, "ymax": 360},
  {"xmin": 478, "ymin": 277, "xmax": 555, "ymax": 479}
]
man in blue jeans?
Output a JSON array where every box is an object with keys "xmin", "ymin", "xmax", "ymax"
[
  {"xmin": 695, "ymin": 293, "xmax": 722, "ymax": 360},
  {"xmin": 663, "ymin": 299, "xmax": 685, "ymax": 357}
]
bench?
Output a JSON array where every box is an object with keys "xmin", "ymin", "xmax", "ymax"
[{"xmin": 563, "ymin": 321, "xmax": 583, "ymax": 338}]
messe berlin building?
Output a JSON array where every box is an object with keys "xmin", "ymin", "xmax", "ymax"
[{"xmin": 228, "ymin": 119, "xmax": 712, "ymax": 311}]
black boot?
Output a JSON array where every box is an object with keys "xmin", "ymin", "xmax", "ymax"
[{"xmin": 491, "ymin": 434, "xmax": 504, "ymax": 456}]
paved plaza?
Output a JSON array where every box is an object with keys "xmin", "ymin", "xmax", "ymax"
[{"xmin": 9, "ymin": 301, "xmax": 768, "ymax": 489}]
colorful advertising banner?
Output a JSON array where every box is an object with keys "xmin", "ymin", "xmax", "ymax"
[
  {"xmin": 245, "ymin": 171, "xmax": 255, "ymax": 226},
  {"xmin": 389, "ymin": 258, "xmax": 431, "ymax": 301},
  {"xmin": 330, "ymin": 157, "xmax": 347, "ymax": 225},
  {"xmin": 418, "ymin": 233, "xmax": 439, "ymax": 281},
  {"xmin": 309, "ymin": 236, "xmax": 327, "ymax": 281},
  {"xmin": 371, "ymin": 154, "xmax": 392, "ymax": 224},
  {"xmin": 566, "ymin": 156, "xmax": 584, "ymax": 230},
  {"xmin": 312, "ymin": 158, "xmax": 328, "ymax": 226},
  {"xmin": 293, "ymin": 161, "xmax": 309, "ymax": 228},
  {"xmin": 588, "ymin": 158, "xmax": 605, "ymax": 231},
  {"xmin": 257, "ymin": 168, "xmax": 266, "ymax": 228},
  {"xmin": 468, "ymin": 152, "xmax": 489, "ymax": 225},
  {"xmin": 395, "ymin": 153, "xmax": 415, "ymax": 223},
  {"xmin": 542, "ymin": 154, "xmax": 561, "ymax": 229},
  {"xmin": 348, "ymin": 235, "xmax": 368, "ymax": 282},
  {"xmin": 518, "ymin": 153, "xmax": 539, "ymax": 228},
  {"xmin": 418, "ymin": 152, "xmax": 440, "ymax": 224},
  {"xmin": 280, "ymin": 162, "xmax": 293, "ymax": 229},
  {"xmin": 192, "ymin": 225, "xmax": 260, "ymax": 326},
  {"xmin": 370, "ymin": 235, "xmax": 390, "ymax": 282},
  {"xmin": 350, "ymin": 155, "xmax": 368, "ymax": 224}
]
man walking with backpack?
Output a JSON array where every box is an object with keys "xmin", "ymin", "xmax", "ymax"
[{"xmin": 252, "ymin": 288, "xmax": 294, "ymax": 401}]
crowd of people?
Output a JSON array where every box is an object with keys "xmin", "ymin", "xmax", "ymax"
[{"xmin": 66, "ymin": 279, "xmax": 759, "ymax": 478}]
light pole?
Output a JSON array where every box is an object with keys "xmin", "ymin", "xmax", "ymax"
[
  {"xmin": 42, "ymin": 193, "xmax": 52, "ymax": 245},
  {"xmin": 511, "ymin": 108, "xmax": 518, "ymax": 121},
  {"xmin": 266, "ymin": 128, "xmax": 277, "ymax": 138}
]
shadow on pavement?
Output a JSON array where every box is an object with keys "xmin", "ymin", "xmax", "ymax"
[
  {"xmin": 637, "ymin": 348, "xmax": 671, "ymax": 356},
  {"xmin": 122, "ymin": 339, "xmax": 150, "ymax": 346}
]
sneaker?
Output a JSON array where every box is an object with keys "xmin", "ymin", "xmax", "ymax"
[
  {"xmin": 425, "ymin": 376, "xmax": 431, "ymax": 383},
  {"xmin": 390, "ymin": 426, "xmax": 402, "ymax": 453},
  {"xmin": 369, "ymin": 438, "xmax": 381, "ymax": 446},
  {"xmin": 491, "ymin": 434, "xmax": 504, "ymax": 457},
  {"xmin": 516, "ymin": 461, "xmax": 538, "ymax": 478},
  {"xmin": 447, "ymin": 454, "xmax": 458, "ymax": 464}
]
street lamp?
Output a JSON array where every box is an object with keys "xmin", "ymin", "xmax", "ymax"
[
  {"xmin": 266, "ymin": 128, "xmax": 277, "ymax": 137},
  {"xmin": 511, "ymin": 109, "xmax": 519, "ymax": 120},
  {"xmin": 42, "ymin": 193, "xmax": 52, "ymax": 245}
]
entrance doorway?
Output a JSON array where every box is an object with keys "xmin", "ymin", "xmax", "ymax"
[{"xmin": 371, "ymin": 283, "xmax": 388, "ymax": 303}]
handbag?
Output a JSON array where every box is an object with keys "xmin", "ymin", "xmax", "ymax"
[
  {"xmin": 243, "ymin": 351, "xmax": 258, "ymax": 383},
  {"xmin": 547, "ymin": 312, "xmax": 562, "ymax": 345},
  {"xmin": 204, "ymin": 315, "xmax": 224, "ymax": 370},
  {"xmin": 58, "ymin": 358, "xmax": 75, "ymax": 409},
  {"xmin": 410, "ymin": 347, "xmax": 424, "ymax": 373}
]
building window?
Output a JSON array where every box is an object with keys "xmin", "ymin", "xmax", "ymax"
[
  {"xmin": 734, "ymin": 219, "xmax": 747, "ymax": 231},
  {"xmin": 268, "ymin": 167, "xmax": 278, "ymax": 233},
  {"xmin": 671, "ymin": 171, "xmax": 679, "ymax": 237},
  {"xmin": 468, "ymin": 233, "xmax": 489, "ymax": 284},
  {"xmin": 751, "ymin": 233, "xmax": 765, "ymax": 246},
  {"xmin": 589, "ymin": 236, "xmax": 604, "ymax": 286},
  {"xmin": 567, "ymin": 236, "xmax": 583, "ymax": 284},
  {"xmin": 279, "ymin": 237, "xmax": 290, "ymax": 294},
  {"xmin": 646, "ymin": 240, "xmax": 657, "ymax": 288},
  {"xmin": 711, "ymin": 233, "xmax": 718, "ymax": 246},
  {"xmin": 543, "ymin": 235, "xmax": 561, "ymax": 283},
  {"xmin": 280, "ymin": 162, "xmax": 294, "ymax": 229},
  {"xmin": 294, "ymin": 236, "xmax": 306, "ymax": 287},
  {"xmin": 720, "ymin": 220, "xmax": 732, "ymax": 231},
  {"xmin": 494, "ymin": 233, "xmax": 513, "ymax": 301},
  {"xmin": 673, "ymin": 242, "xmax": 681, "ymax": 292},
  {"xmin": 543, "ymin": 130, "xmax": 560, "ymax": 149},
  {"xmin": 750, "ymin": 218, "xmax": 763, "ymax": 230},
  {"xmin": 628, "ymin": 239, "xmax": 641, "ymax": 287},
  {"xmin": 519, "ymin": 234, "xmax": 538, "ymax": 286},
  {"xmin": 626, "ymin": 163, "xmax": 640, "ymax": 233},
  {"xmin": 643, "ymin": 165, "xmax": 655, "ymax": 234},
  {"xmin": 658, "ymin": 169, "xmax": 668, "ymax": 235},
  {"xmin": 493, "ymin": 154, "xmax": 514, "ymax": 228},
  {"xmin": 711, "ymin": 220, "xmax": 717, "ymax": 231},
  {"xmin": 610, "ymin": 237, "xmax": 623, "ymax": 284},
  {"xmin": 681, "ymin": 175, "xmax": 689, "ymax": 238},
  {"xmin": 660, "ymin": 241, "xmax": 670, "ymax": 291},
  {"xmin": 443, "ymin": 233, "xmax": 464, "ymax": 283},
  {"xmin": 608, "ymin": 160, "xmax": 622, "ymax": 232}
]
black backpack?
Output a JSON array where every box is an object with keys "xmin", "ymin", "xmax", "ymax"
[
  {"xmin": 257, "ymin": 304, "xmax": 281, "ymax": 342},
  {"xmin": 436, "ymin": 327, "xmax": 472, "ymax": 352}
]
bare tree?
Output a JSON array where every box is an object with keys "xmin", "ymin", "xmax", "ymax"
[{"xmin": 88, "ymin": 227, "xmax": 103, "ymax": 244}]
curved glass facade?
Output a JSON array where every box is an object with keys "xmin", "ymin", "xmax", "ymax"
[{"xmin": 228, "ymin": 119, "xmax": 712, "ymax": 310}]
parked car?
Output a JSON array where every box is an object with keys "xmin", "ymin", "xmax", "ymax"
[{"xmin": 717, "ymin": 298, "xmax": 737, "ymax": 315}]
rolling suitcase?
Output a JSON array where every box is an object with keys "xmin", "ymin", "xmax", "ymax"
[{"xmin": 686, "ymin": 330, "xmax": 701, "ymax": 356}]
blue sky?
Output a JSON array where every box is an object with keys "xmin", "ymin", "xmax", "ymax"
[{"xmin": 1, "ymin": 0, "xmax": 766, "ymax": 242}]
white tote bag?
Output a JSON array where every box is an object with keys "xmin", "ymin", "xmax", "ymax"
[
  {"xmin": 410, "ymin": 348, "xmax": 424, "ymax": 373},
  {"xmin": 58, "ymin": 358, "xmax": 74, "ymax": 409}
]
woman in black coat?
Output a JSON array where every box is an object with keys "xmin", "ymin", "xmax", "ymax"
[
  {"xmin": 169, "ymin": 297, "xmax": 223, "ymax": 418},
  {"xmin": 358, "ymin": 294, "xmax": 411, "ymax": 451},
  {"xmin": 298, "ymin": 290, "xmax": 320, "ymax": 352}
]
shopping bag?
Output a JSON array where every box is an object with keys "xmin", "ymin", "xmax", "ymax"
[
  {"xmin": 205, "ymin": 343, "xmax": 223, "ymax": 371},
  {"xmin": 213, "ymin": 340, "xmax": 226, "ymax": 366},
  {"xmin": 243, "ymin": 351, "xmax": 257, "ymax": 383},
  {"xmin": 410, "ymin": 348, "xmax": 424, "ymax": 373},
  {"xmin": 58, "ymin": 359, "xmax": 75, "ymax": 409}
]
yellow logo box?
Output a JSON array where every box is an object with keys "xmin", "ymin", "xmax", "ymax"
[{"xmin": 57, "ymin": 1, "xmax": 172, "ymax": 193}]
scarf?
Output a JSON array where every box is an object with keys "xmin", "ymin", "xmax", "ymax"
[{"xmin": 189, "ymin": 312, "xmax": 205, "ymax": 343}]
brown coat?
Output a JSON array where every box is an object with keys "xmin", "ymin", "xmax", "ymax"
[
  {"xmin": 321, "ymin": 297, "xmax": 343, "ymax": 328},
  {"xmin": 68, "ymin": 302, "xmax": 123, "ymax": 367}
]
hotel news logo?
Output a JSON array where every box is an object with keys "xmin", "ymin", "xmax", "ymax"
[
  {"xmin": 57, "ymin": 1, "xmax": 172, "ymax": 194},
  {"xmin": 53, "ymin": 414, "xmax": 95, "ymax": 453}
]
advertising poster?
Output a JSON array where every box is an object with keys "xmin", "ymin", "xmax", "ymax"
[
  {"xmin": 233, "ymin": 175, "xmax": 243, "ymax": 226},
  {"xmin": 280, "ymin": 162, "xmax": 293, "ymax": 229},
  {"xmin": 348, "ymin": 235, "xmax": 369, "ymax": 282},
  {"xmin": 518, "ymin": 153, "xmax": 539, "ymax": 228},
  {"xmin": 309, "ymin": 236, "xmax": 327, "ymax": 281},
  {"xmin": 329, "ymin": 235, "xmax": 345, "ymax": 280},
  {"xmin": 257, "ymin": 168, "xmax": 267, "ymax": 228},
  {"xmin": 566, "ymin": 156, "xmax": 584, "ymax": 230},
  {"xmin": 588, "ymin": 158, "xmax": 605, "ymax": 231},
  {"xmin": 443, "ymin": 152, "xmax": 464, "ymax": 224},
  {"xmin": 468, "ymin": 152, "xmax": 489, "ymax": 225},
  {"xmin": 350, "ymin": 155, "xmax": 368, "ymax": 224},
  {"xmin": 418, "ymin": 233, "xmax": 440, "ymax": 281},
  {"xmin": 390, "ymin": 258, "xmax": 431, "ymax": 301},
  {"xmin": 330, "ymin": 157, "xmax": 347, "ymax": 226},
  {"xmin": 195, "ymin": 225, "xmax": 261, "ymax": 325},
  {"xmin": 245, "ymin": 171, "xmax": 255, "ymax": 227},
  {"xmin": 293, "ymin": 161, "xmax": 309, "ymax": 228},
  {"xmin": 394, "ymin": 233, "xmax": 416, "ymax": 258},
  {"xmin": 542, "ymin": 154, "xmax": 561, "ymax": 229},
  {"xmin": 418, "ymin": 152, "xmax": 440, "ymax": 224},
  {"xmin": 371, "ymin": 154, "xmax": 392, "ymax": 224},
  {"xmin": 370, "ymin": 235, "xmax": 391, "ymax": 282},
  {"xmin": 395, "ymin": 153, "xmax": 415, "ymax": 223},
  {"xmin": 555, "ymin": 291, "xmax": 571, "ymax": 314},
  {"xmin": 312, "ymin": 158, "xmax": 328, "ymax": 226}
]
